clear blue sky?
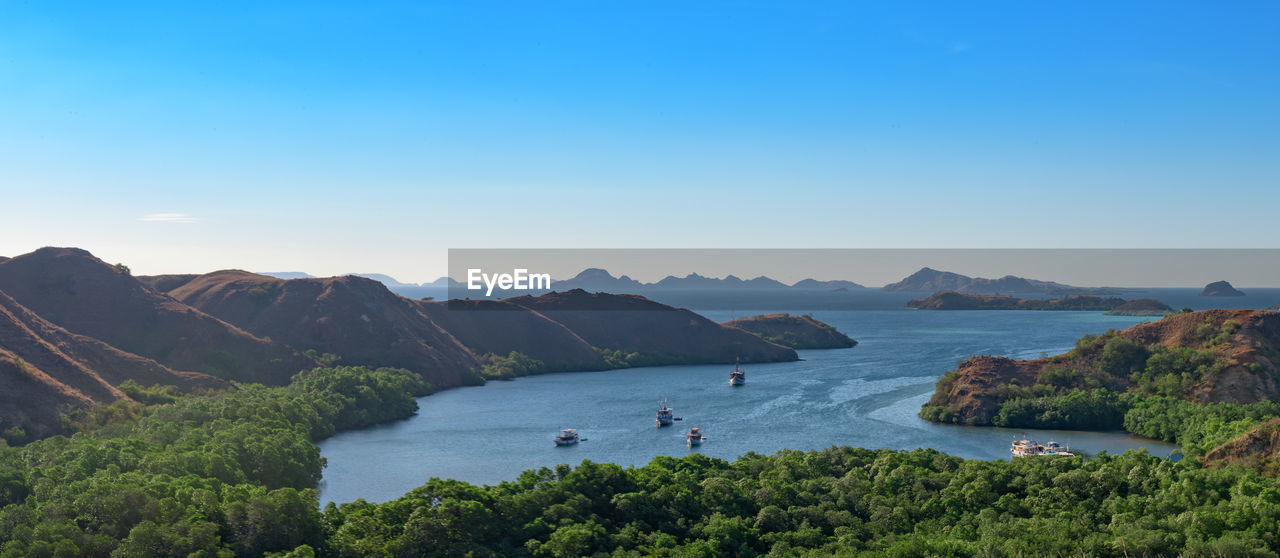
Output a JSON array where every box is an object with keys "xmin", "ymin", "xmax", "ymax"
[{"xmin": 1, "ymin": 2, "xmax": 1277, "ymax": 281}]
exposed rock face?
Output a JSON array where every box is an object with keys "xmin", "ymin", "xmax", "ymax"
[
  {"xmin": 1204, "ymin": 418, "xmax": 1280, "ymax": 470},
  {"xmin": 0, "ymin": 288, "xmax": 225, "ymax": 440},
  {"xmin": 1201, "ymin": 280, "xmax": 1245, "ymax": 297},
  {"xmin": 417, "ymin": 299, "xmax": 604, "ymax": 371},
  {"xmin": 925, "ymin": 356, "xmax": 1044, "ymax": 425},
  {"xmin": 164, "ymin": 270, "xmax": 483, "ymax": 388},
  {"xmin": 722, "ymin": 313, "xmax": 857, "ymax": 349},
  {"xmin": 922, "ymin": 309, "xmax": 1280, "ymax": 425},
  {"xmin": 506, "ymin": 289, "xmax": 798, "ymax": 365},
  {"xmin": 0, "ymin": 248, "xmax": 314, "ymax": 385}
]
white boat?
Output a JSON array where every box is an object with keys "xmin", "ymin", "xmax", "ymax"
[
  {"xmin": 729, "ymin": 358, "xmax": 746, "ymax": 386},
  {"xmin": 554, "ymin": 428, "xmax": 580, "ymax": 446},
  {"xmin": 656, "ymin": 398, "xmax": 680, "ymax": 427},
  {"xmin": 686, "ymin": 426, "xmax": 705, "ymax": 446},
  {"xmin": 1011, "ymin": 439, "xmax": 1074, "ymax": 457}
]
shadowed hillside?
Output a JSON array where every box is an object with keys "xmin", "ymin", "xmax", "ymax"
[
  {"xmin": 506, "ymin": 289, "xmax": 798, "ymax": 365},
  {"xmin": 417, "ymin": 299, "xmax": 604, "ymax": 371},
  {"xmin": 723, "ymin": 313, "xmax": 857, "ymax": 349},
  {"xmin": 163, "ymin": 270, "xmax": 483, "ymax": 388},
  {"xmin": 0, "ymin": 288, "xmax": 225, "ymax": 442},
  {"xmin": 0, "ymin": 248, "xmax": 315, "ymax": 384}
]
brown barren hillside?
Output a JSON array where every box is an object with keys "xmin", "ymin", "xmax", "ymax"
[
  {"xmin": 164, "ymin": 270, "xmax": 483, "ymax": 387},
  {"xmin": 722, "ymin": 313, "xmax": 857, "ymax": 349},
  {"xmin": 0, "ymin": 248, "xmax": 315, "ymax": 384},
  {"xmin": 922, "ymin": 309, "xmax": 1280, "ymax": 425},
  {"xmin": 1, "ymin": 288, "xmax": 226, "ymax": 441},
  {"xmin": 418, "ymin": 299, "xmax": 603, "ymax": 370},
  {"xmin": 506, "ymin": 289, "xmax": 797, "ymax": 364}
]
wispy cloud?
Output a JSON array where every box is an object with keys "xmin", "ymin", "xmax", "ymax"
[
  {"xmin": 949, "ymin": 40, "xmax": 972, "ymax": 53},
  {"xmin": 138, "ymin": 213, "xmax": 198, "ymax": 223}
]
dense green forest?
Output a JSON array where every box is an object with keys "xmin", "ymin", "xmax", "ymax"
[
  {"xmin": 0, "ymin": 366, "xmax": 430, "ymax": 557},
  {"xmin": 4, "ymin": 350, "xmax": 1280, "ymax": 555}
]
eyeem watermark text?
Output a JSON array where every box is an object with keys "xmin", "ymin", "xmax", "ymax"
[{"xmin": 467, "ymin": 268, "xmax": 552, "ymax": 296}]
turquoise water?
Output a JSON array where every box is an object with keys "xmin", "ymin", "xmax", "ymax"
[{"xmin": 317, "ymin": 308, "xmax": 1183, "ymax": 504}]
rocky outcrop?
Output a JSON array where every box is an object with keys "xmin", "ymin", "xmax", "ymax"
[
  {"xmin": 1204, "ymin": 418, "xmax": 1280, "ymax": 471},
  {"xmin": 0, "ymin": 248, "xmax": 315, "ymax": 385},
  {"xmin": 921, "ymin": 310, "xmax": 1280, "ymax": 425},
  {"xmin": 722, "ymin": 313, "xmax": 856, "ymax": 349},
  {"xmin": 1201, "ymin": 280, "xmax": 1245, "ymax": 297}
]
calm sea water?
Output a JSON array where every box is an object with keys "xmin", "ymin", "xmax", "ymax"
[{"xmin": 313, "ymin": 300, "xmax": 1253, "ymax": 505}]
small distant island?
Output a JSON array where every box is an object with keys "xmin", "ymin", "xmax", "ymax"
[
  {"xmin": 905, "ymin": 291, "xmax": 1172, "ymax": 315},
  {"xmin": 1201, "ymin": 280, "xmax": 1245, "ymax": 297},
  {"xmin": 722, "ymin": 313, "xmax": 858, "ymax": 349}
]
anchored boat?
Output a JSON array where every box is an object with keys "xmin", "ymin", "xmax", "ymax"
[
  {"xmin": 554, "ymin": 428, "xmax": 581, "ymax": 446},
  {"xmin": 729, "ymin": 358, "xmax": 746, "ymax": 386},
  {"xmin": 1011, "ymin": 439, "xmax": 1074, "ymax": 457},
  {"xmin": 656, "ymin": 398, "xmax": 681, "ymax": 427},
  {"xmin": 686, "ymin": 426, "xmax": 706, "ymax": 447}
]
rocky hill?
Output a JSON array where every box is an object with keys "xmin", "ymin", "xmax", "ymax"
[
  {"xmin": 722, "ymin": 313, "xmax": 857, "ymax": 349},
  {"xmin": 161, "ymin": 270, "xmax": 483, "ymax": 388},
  {"xmin": 921, "ymin": 309, "xmax": 1280, "ymax": 425},
  {"xmin": 505, "ymin": 289, "xmax": 798, "ymax": 365},
  {"xmin": 884, "ymin": 267, "xmax": 1114, "ymax": 295},
  {"xmin": 1201, "ymin": 280, "xmax": 1246, "ymax": 297},
  {"xmin": 0, "ymin": 248, "xmax": 314, "ymax": 384}
]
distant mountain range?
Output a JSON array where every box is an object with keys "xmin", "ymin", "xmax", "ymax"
[
  {"xmin": 882, "ymin": 267, "xmax": 1121, "ymax": 295},
  {"xmin": 262, "ymin": 266, "xmax": 1136, "ymax": 295},
  {"xmin": 260, "ymin": 271, "xmax": 439, "ymax": 288},
  {"xmin": 551, "ymin": 268, "xmax": 864, "ymax": 292}
]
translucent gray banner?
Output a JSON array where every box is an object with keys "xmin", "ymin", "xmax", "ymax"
[{"xmin": 442, "ymin": 249, "xmax": 1280, "ymax": 310}]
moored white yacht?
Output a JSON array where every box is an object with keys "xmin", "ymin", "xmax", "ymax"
[
  {"xmin": 554, "ymin": 428, "xmax": 580, "ymax": 446},
  {"xmin": 1011, "ymin": 439, "xmax": 1074, "ymax": 457},
  {"xmin": 686, "ymin": 426, "xmax": 705, "ymax": 446},
  {"xmin": 729, "ymin": 358, "xmax": 746, "ymax": 386},
  {"xmin": 656, "ymin": 398, "xmax": 680, "ymax": 427}
]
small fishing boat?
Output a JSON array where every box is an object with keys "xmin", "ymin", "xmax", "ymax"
[
  {"xmin": 554, "ymin": 428, "xmax": 581, "ymax": 446},
  {"xmin": 729, "ymin": 358, "xmax": 746, "ymax": 386},
  {"xmin": 686, "ymin": 426, "xmax": 705, "ymax": 446},
  {"xmin": 656, "ymin": 398, "xmax": 681, "ymax": 427}
]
